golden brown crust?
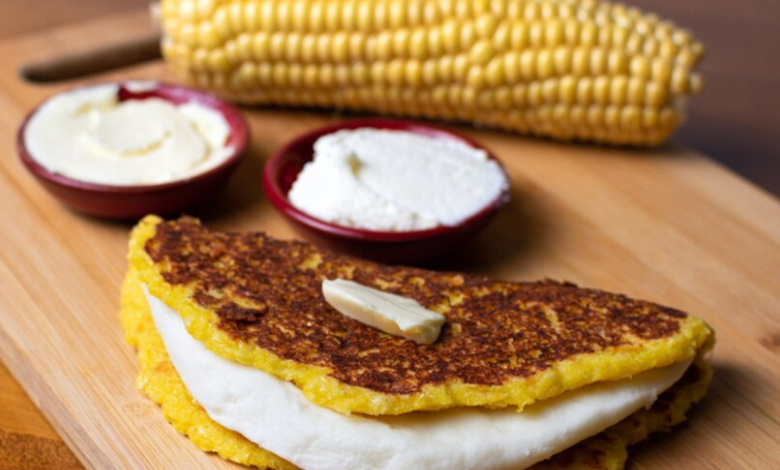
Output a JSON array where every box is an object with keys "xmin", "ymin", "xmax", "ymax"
[{"xmin": 145, "ymin": 217, "xmax": 690, "ymax": 396}]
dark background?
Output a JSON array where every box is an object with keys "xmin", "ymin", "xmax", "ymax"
[{"xmin": 4, "ymin": 0, "xmax": 779, "ymax": 196}]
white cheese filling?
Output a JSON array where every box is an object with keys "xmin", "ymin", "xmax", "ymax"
[
  {"xmin": 24, "ymin": 83, "xmax": 233, "ymax": 186},
  {"xmin": 146, "ymin": 289, "xmax": 690, "ymax": 470},
  {"xmin": 288, "ymin": 128, "xmax": 509, "ymax": 231}
]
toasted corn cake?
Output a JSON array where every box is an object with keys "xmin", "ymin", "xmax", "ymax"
[
  {"xmin": 128, "ymin": 216, "xmax": 711, "ymax": 416},
  {"xmin": 121, "ymin": 267, "xmax": 713, "ymax": 470}
]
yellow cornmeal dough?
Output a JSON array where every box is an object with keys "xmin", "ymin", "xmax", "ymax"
[
  {"xmin": 121, "ymin": 267, "xmax": 713, "ymax": 470},
  {"xmin": 129, "ymin": 215, "xmax": 713, "ymax": 416},
  {"xmin": 120, "ymin": 269, "xmax": 296, "ymax": 470}
]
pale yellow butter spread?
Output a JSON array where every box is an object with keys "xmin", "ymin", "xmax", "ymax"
[{"xmin": 24, "ymin": 83, "xmax": 232, "ymax": 185}]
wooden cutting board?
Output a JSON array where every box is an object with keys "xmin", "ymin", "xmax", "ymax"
[{"xmin": 0, "ymin": 9, "xmax": 779, "ymax": 470}]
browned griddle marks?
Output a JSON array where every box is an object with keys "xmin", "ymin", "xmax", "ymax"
[{"xmin": 145, "ymin": 217, "xmax": 686, "ymax": 395}]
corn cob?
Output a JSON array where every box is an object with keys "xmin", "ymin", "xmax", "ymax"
[{"xmin": 160, "ymin": 0, "xmax": 703, "ymax": 146}]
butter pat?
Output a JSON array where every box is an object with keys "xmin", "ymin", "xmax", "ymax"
[{"xmin": 322, "ymin": 279, "xmax": 445, "ymax": 344}]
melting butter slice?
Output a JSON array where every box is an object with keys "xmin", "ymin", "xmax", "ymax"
[{"xmin": 322, "ymin": 279, "xmax": 445, "ymax": 344}]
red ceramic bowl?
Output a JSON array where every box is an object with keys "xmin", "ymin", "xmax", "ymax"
[
  {"xmin": 17, "ymin": 82, "xmax": 248, "ymax": 219},
  {"xmin": 262, "ymin": 119, "xmax": 510, "ymax": 264}
]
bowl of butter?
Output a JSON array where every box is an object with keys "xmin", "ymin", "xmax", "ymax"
[
  {"xmin": 263, "ymin": 119, "xmax": 510, "ymax": 264},
  {"xmin": 17, "ymin": 81, "xmax": 248, "ymax": 219}
]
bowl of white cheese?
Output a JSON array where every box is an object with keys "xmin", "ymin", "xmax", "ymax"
[
  {"xmin": 263, "ymin": 119, "xmax": 510, "ymax": 264},
  {"xmin": 17, "ymin": 81, "xmax": 247, "ymax": 219}
]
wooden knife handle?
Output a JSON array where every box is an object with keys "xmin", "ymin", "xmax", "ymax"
[{"xmin": 20, "ymin": 33, "xmax": 162, "ymax": 83}]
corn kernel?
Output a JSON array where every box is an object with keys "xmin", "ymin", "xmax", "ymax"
[{"xmin": 162, "ymin": 0, "xmax": 704, "ymax": 146}]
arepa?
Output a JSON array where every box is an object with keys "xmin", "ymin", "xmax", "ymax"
[
  {"xmin": 122, "ymin": 270, "xmax": 713, "ymax": 470},
  {"xmin": 128, "ymin": 215, "xmax": 712, "ymax": 416},
  {"xmin": 121, "ymin": 218, "xmax": 713, "ymax": 470}
]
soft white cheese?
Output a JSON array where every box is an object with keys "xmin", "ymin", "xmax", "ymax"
[
  {"xmin": 323, "ymin": 278, "xmax": 446, "ymax": 344},
  {"xmin": 24, "ymin": 83, "xmax": 233, "ymax": 186},
  {"xmin": 145, "ymin": 288, "xmax": 690, "ymax": 470},
  {"xmin": 288, "ymin": 128, "xmax": 508, "ymax": 231}
]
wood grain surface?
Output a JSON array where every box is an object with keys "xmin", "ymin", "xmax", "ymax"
[{"xmin": 0, "ymin": 4, "xmax": 779, "ymax": 470}]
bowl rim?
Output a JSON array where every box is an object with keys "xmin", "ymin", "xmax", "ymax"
[
  {"xmin": 262, "ymin": 118, "xmax": 511, "ymax": 243},
  {"xmin": 16, "ymin": 80, "xmax": 249, "ymax": 195}
]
